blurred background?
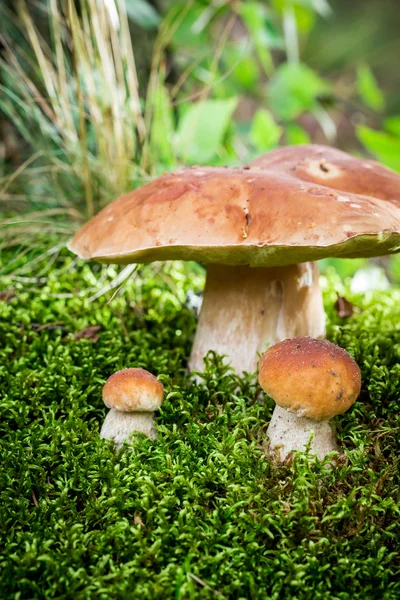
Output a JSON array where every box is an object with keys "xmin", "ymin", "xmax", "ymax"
[{"xmin": 1, "ymin": 0, "xmax": 400, "ymax": 284}]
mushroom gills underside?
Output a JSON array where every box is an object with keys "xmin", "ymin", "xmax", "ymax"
[{"xmin": 188, "ymin": 262, "xmax": 326, "ymax": 374}]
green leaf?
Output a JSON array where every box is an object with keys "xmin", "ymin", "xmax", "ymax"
[
  {"xmin": 384, "ymin": 116, "xmax": 400, "ymax": 137},
  {"xmin": 308, "ymin": 0, "xmax": 332, "ymax": 17},
  {"xmin": 239, "ymin": 3, "xmax": 281, "ymax": 72},
  {"xmin": 272, "ymin": 0, "xmax": 318, "ymax": 33},
  {"xmin": 149, "ymin": 85, "xmax": 175, "ymax": 166},
  {"xmin": 284, "ymin": 123, "xmax": 310, "ymax": 145},
  {"xmin": 250, "ymin": 109, "xmax": 282, "ymax": 151},
  {"xmin": 225, "ymin": 48, "xmax": 260, "ymax": 89},
  {"xmin": 240, "ymin": 2, "xmax": 283, "ymax": 49},
  {"xmin": 268, "ymin": 63, "xmax": 330, "ymax": 120},
  {"xmin": 273, "ymin": 0, "xmax": 332, "ymax": 18},
  {"xmin": 356, "ymin": 65, "xmax": 385, "ymax": 113},
  {"xmin": 177, "ymin": 97, "xmax": 238, "ymax": 164},
  {"xmin": 170, "ymin": 3, "xmax": 209, "ymax": 48},
  {"xmin": 125, "ymin": 0, "xmax": 161, "ymax": 30},
  {"xmin": 356, "ymin": 125, "xmax": 400, "ymax": 172}
]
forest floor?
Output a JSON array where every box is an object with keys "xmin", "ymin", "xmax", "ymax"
[{"xmin": 1, "ymin": 244, "xmax": 399, "ymax": 599}]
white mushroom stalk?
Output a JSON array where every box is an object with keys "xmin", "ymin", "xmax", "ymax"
[
  {"xmin": 100, "ymin": 368, "xmax": 164, "ymax": 450},
  {"xmin": 189, "ymin": 262, "xmax": 325, "ymax": 374},
  {"xmin": 267, "ymin": 406, "xmax": 339, "ymax": 462},
  {"xmin": 258, "ymin": 337, "xmax": 361, "ymax": 462},
  {"xmin": 100, "ymin": 410, "xmax": 157, "ymax": 449}
]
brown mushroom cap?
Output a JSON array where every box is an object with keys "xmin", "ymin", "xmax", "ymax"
[
  {"xmin": 258, "ymin": 337, "xmax": 361, "ymax": 420},
  {"xmin": 103, "ymin": 368, "xmax": 164, "ymax": 412},
  {"xmin": 250, "ymin": 145, "xmax": 400, "ymax": 204},
  {"xmin": 68, "ymin": 144, "xmax": 400, "ymax": 266}
]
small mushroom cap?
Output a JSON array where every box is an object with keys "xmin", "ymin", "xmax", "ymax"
[
  {"xmin": 68, "ymin": 144, "xmax": 400, "ymax": 266},
  {"xmin": 103, "ymin": 368, "xmax": 164, "ymax": 412},
  {"xmin": 258, "ymin": 337, "xmax": 361, "ymax": 420}
]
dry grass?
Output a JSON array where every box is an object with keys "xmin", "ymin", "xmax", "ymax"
[
  {"xmin": 0, "ymin": 0, "xmax": 186, "ymax": 258},
  {"xmin": 0, "ymin": 0, "xmax": 176, "ymax": 222}
]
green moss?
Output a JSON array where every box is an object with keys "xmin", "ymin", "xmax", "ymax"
[{"xmin": 0, "ymin": 247, "xmax": 399, "ymax": 599}]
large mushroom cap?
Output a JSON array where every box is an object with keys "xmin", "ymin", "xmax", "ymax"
[
  {"xmin": 250, "ymin": 145, "xmax": 400, "ymax": 202},
  {"xmin": 103, "ymin": 368, "xmax": 164, "ymax": 412},
  {"xmin": 68, "ymin": 145, "xmax": 400, "ymax": 266},
  {"xmin": 258, "ymin": 337, "xmax": 361, "ymax": 421}
]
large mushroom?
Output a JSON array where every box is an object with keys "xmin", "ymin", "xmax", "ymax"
[
  {"xmin": 68, "ymin": 145, "xmax": 400, "ymax": 374},
  {"xmin": 258, "ymin": 337, "xmax": 361, "ymax": 461}
]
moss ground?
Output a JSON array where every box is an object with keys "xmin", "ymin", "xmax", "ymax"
[{"xmin": 0, "ymin": 246, "xmax": 399, "ymax": 599}]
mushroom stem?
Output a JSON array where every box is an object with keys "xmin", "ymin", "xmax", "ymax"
[
  {"xmin": 267, "ymin": 406, "xmax": 339, "ymax": 462},
  {"xmin": 100, "ymin": 409, "xmax": 157, "ymax": 449},
  {"xmin": 189, "ymin": 262, "xmax": 325, "ymax": 374}
]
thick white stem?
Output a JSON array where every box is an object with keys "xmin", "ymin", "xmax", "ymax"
[
  {"xmin": 189, "ymin": 262, "xmax": 325, "ymax": 374},
  {"xmin": 100, "ymin": 409, "xmax": 157, "ymax": 449},
  {"xmin": 267, "ymin": 406, "xmax": 339, "ymax": 462}
]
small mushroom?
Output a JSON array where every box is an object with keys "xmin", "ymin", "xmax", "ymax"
[
  {"xmin": 100, "ymin": 368, "xmax": 164, "ymax": 449},
  {"xmin": 258, "ymin": 337, "xmax": 361, "ymax": 462}
]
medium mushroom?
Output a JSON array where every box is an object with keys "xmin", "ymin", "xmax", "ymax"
[
  {"xmin": 100, "ymin": 368, "xmax": 164, "ymax": 449},
  {"xmin": 68, "ymin": 144, "xmax": 400, "ymax": 374},
  {"xmin": 258, "ymin": 337, "xmax": 361, "ymax": 461}
]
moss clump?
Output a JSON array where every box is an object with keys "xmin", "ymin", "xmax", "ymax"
[{"xmin": 0, "ymin": 248, "xmax": 399, "ymax": 599}]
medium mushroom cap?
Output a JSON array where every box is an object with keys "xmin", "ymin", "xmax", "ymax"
[
  {"xmin": 103, "ymin": 368, "xmax": 164, "ymax": 412},
  {"xmin": 258, "ymin": 337, "xmax": 361, "ymax": 420},
  {"xmin": 68, "ymin": 145, "xmax": 400, "ymax": 266}
]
